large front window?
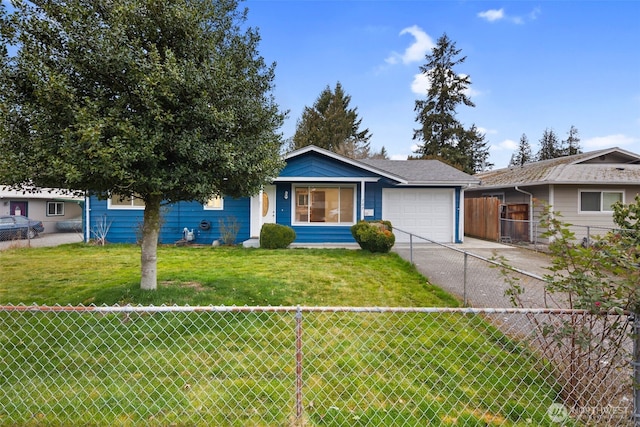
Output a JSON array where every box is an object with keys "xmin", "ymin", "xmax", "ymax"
[{"xmin": 294, "ymin": 185, "xmax": 355, "ymax": 224}]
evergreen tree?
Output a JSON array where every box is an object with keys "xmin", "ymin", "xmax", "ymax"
[
  {"xmin": 562, "ymin": 125, "xmax": 582, "ymax": 156},
  {"xmin": 413, "ymin": 33, "xmax": 482, "ymax": 173},
  {"xmin": 510, "ymin": 134, "xmax": 534, "ymax": 166},
  {"xmin": 455, "ymin": 124, "xmax": 493, "ymax": 174},
  {"xmin": 537, "ymin": 128, "xmax": 561, "ymax": 161},
  {"xmin": 371, "ymin": 146, "xmax": 390, "ymax": 160},
  {"xmin": 292, "ymin": 82, "xmax": 372, "ymax": 158},
  {"xmin": 0, "ymin": 0, "xmax": 284, "ymax": 290}
]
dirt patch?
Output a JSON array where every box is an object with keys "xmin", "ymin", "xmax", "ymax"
[{"xmin": 160, "ymin": 280, "xmax": 206, "ymax": 292}]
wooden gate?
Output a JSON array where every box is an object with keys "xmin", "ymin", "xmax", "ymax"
[
  {"xmin": 464, "ymin": 197, "xmax": 500, "ymax": 241},
  {"xmin": 501, "ymin": 203, "xmax": 529, "ymax": 242}
]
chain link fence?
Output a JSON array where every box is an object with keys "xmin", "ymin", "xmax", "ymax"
[
  {"xmin": 0, "ymin": 305, "xmax": 635, "ymax": 426},
  {"xmin": 392, "ymin": 228, "xmax": 550, "ymax": 309}
]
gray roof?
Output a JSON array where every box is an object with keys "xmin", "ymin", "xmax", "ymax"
[
  {"xmin": 360, "ymin": 159, "xmax": 479, "ymax": 185},
  {"xmin": 474, "ymin": 147, "xmax": 640, "ymax": 189}
]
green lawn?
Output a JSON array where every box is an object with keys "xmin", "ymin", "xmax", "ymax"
[
  {"xmin": 0, "ymin": 244, "xmax": 568, "ymax": 426},
  {"xmin": 0, "ymin": 243, "xmax": 457, "ymax": 307}
]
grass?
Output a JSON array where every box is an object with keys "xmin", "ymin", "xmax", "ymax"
[
  {"xmin": 0, "ymin": 244, "xmax": 569, "ymax": 426},
  {"xmin": 0, "ymin": 243, "xmax": 457, "ymax": 307}
]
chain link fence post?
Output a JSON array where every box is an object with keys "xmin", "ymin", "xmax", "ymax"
[
  {"xmin": 634, "ymin": 312, "xmax": 640, "ymax": 426},
  {"xmin": 463, "ymin": 251, "xmax": 468, "ymax": 306},
  {"xmin": 295, "ymin": 305, "xmax": 304, "ymax": 423}
]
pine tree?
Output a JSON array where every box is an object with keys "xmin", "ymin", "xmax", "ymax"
[
  {"xmin": 292, "ymin": 82, "xmax": 372, "ymax": 158},
  {"xmin": 511, "ymin": 134, "xmax": 533, "ymax": 166},
  {"xmin": 537, "ymin": 128, "xmax": 561, "ymax": 161},
  {"xmin": 413, "ymin": 33, "xmax": 483, "ymax": 173},
  {"xmin": 562, "ymin": 125, "xmax": 582, "ymax": 156}
]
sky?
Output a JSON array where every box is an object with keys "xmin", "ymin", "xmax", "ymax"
[{"xmin": 244, "ymin": 0, "xmax": 640, "ymax": 168}]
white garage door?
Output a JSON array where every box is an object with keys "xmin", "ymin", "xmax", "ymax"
[{"xmin": 382, "ymin": 188, "xmax": 454, "ymax": 243}]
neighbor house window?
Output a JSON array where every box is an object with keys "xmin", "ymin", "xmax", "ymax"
[
  {"xmin": 108, "ymin": 193, "xmax": 145, "ymax": 209},
  {"xmin": 47, "ymin": 201, "xmax": 65, "ymax": 216},
  {"xmin": 294, "ymin": 185, "xmax": 355, "ymax": 224},
  {"xmin": 204, "ymin": 196, "xmax": 224, "ymax": 210},
  {"xmin": 579, "ymin": 190, "xmax": 623, "ymax": 212}
]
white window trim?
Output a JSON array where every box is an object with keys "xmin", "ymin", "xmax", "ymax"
[
  {"xmin": 47, "ymin": 201, "xmax": 65, "ymax": 216},
  {"xmin": 108, "ymin": 194, "xmax": 145, "ymax": 210},
  {"xmin": 578, "ymin": 189, "xmax": 624, "ymax": 213},
  {"xmin": 292, "ymin": 184, "xmax": 357, "ymax": 226},
  {"xmin": 203, "ymin": 196, "xmax": 224, "ymax": 210}
]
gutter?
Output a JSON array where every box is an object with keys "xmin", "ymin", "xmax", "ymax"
[{"xmin": 514, "ymin": 186, "xmax": 534, "ymax": 242}]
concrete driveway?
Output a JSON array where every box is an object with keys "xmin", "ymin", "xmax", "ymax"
[
  {"xmin": 0, "ymin": 232, "xmax": 83, "ymax": 251},
  {"xmin": 392, "ymin": 237, "xmax": 555, "ymax": 308}
]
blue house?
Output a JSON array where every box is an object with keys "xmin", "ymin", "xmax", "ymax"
[{"xmin": 85, "ymin": 146, "xmax": 479, "ymax": 245}]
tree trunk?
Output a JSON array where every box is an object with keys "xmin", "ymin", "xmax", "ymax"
[{"xmin": 140, "ymin": 195, "xmax": 161, "ymax": 291}]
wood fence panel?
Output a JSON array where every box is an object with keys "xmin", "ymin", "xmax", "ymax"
[{"xmin": 464, "ymin": 197, "xmax": 500, "ymax": 241}]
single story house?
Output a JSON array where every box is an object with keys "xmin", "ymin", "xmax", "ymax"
[
  {"xmin": 0, "ymin": 186, "xmax": 84, "ymax": 233},
  {"xmin": 85, "ymin": 145, "xmax": 479, "ymax": 245},
  {"xmin": 465, "ymin": 147, "xmax": 640, "ymax": 242}
]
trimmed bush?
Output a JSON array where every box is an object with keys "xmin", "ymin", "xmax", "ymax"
[
  {"xmin": 350, "ymin": 220, "xmax": 395, "ymax": 253},
  {"xmin": 260, "ymin": 223, "xmax": 296, "ymax": 249}
]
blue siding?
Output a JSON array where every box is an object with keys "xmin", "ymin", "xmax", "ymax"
[
  {"xmin": 88, "ymin": 196, "xmax": 251, "ymax": 244},
  {"xmin": 280, "ymin": 152, "xmax": 379, "ymax": 178}
]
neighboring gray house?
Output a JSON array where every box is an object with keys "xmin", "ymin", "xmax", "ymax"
[
  {"xmin": 0, "ymin": 187, "xmax": 83, "ymax": 233},
  {"xmin": 465, "ymin": 147, "xmax": 640, "ymax": 242}
]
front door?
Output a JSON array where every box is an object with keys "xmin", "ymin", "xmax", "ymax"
[
  {"xmin": 262, "ymin": 185, "xmax": 276, "ymax": 224},
  {"xmin": 250, "ymin": 185, "xmax": 277, "ymax": 238},
  {"xmin": 10, "ymin": 201, "xmax": 27, "ymax": 217}
]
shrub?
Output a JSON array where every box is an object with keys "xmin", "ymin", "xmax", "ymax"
[
  {"xmin": 260, "ymin": 223, "xmax": 296, "ymax": 249},
  {"xmin": 219, "ymin": 216, "xmax": 240, "ymax": 245},
  {"xmin": 350, "ymin": 220, "xmax": 395, "ymax": 253}
]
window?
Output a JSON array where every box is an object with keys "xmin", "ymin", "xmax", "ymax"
[
  {"xmin": 294, "ymin": 185, "xmax": 355, "ymax": 224},
  {"xmin": 579, "ymin": 190, "xmax": 623, "ymax": 212},
  {"xmin": 108, "ymin": 193, "xmax": 145, "ymax": 209},
  {"xmin": 204, "ymin": 196, "xmax": 224, "ymax": 210},
  {"xmin": 47, "ymin": 201, "xmax": 65, "ymax": 216}
]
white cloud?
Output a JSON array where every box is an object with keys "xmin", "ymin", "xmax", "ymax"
[
  {"xmin": 478, "ymin": 7, "xmax": 539, "ymax": 25},
  {"xmin": 410, "ymin": 72, "xmax": 482, "ymax": 98},
  {"xmin": 478, "ymin": 9, "xmax": 505, "ymax": 22},
  {"xmin": 410, "ymin": 73, "xmax": 430, "ymax": 94},
  {"xmin": 583, "ymin": 134, "xmax": 638, "ymax": 149},
  {"xmin": 477, "ymin": 127, "xmax": 498, "ymax": 135},
  {"xmin": 390, "ymin": 154, "xmax": 409, "ymax": 160},
  {"xmin": 490, "ymin": 139, "xmax": 518, "ymax": 151},
  {"xmin": 385, "ymin": 25, "xmax": 435, "ymax": 66}
]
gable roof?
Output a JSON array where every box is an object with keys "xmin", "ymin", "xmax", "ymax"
[
  {"xmin": 474, "ymin": 147, "xmax": 640, "ymax": 189},
  {"xmin": 283, "ymin": 145, "xmax": 478, "ymax": 186},
  {"xmin": 360, "ymin": 159, "xmax": 479, "ymax": 186}
]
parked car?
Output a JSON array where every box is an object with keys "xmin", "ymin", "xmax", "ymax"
[{"xmin": 0, "ymin": 215, "xmax": 45, "ymax": 240}]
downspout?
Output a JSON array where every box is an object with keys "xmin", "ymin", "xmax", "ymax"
[
  {"xmin": 514, "ymin": 186, "xmax": 533, "ymax": 242},
  {"xmin": 360, "ymin": 179, "xmax": 366, "ymax": 220},
  {"xmin": 456, "ymin": 184, "xmax": 471, "ymax": 243},
  {"xmin": 84, "ymin": 192, "xmax": 90, "ymax": 243}
]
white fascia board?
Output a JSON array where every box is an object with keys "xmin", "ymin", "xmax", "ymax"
[
  {"xmin": 272, "ymin": 177, "xmax": 380, "ymax": 183},
  {"xmin": 396, "ymin": 180, "xmax": 480, "ymax": 187}
]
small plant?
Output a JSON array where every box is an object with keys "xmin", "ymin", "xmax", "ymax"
[
  {"xmin": 91, "ymin": 215, "xmax": 112, "ymax": 246},
  {"xmin": 219, "ymin": 216, "xmax": 240, "ymax": 245},
  {"xmin": 350, "ymin": 220, "xmax": 395, "ymax": 253},
  {"xmin": 498, "ymin": 205, "xmax": 639, "ymax": 420},
  {"xmin": 260, "ymin": 223, "xmax": 296, "ymax": 249}
]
